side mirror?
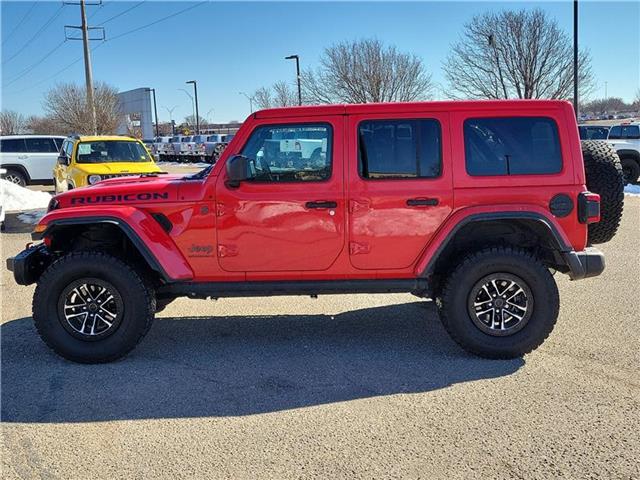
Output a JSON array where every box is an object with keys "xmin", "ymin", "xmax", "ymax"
[
  {"xmin": 57, "ymin": 154, "xmax": 69, "ymax": 166},
  {"xmin": 225, "ymin": 155, "xmax": 252, "ymax": 187}
]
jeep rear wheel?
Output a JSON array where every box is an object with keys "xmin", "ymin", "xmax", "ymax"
[
  {"xmin": 33, "ymin": 252, "xmax": 156, "ymax": 363},
  {"xmin": 437, "ymin": 247, "xmax": 559, "ymax": 359},
  {"xmin": 581, "ymin": 140, "xmax": 624, "ymax": 244}
]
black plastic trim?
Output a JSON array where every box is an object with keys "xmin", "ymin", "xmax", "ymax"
[
  {"xmin": 6, "ymin": 244, "xmax": 51, "ymax": 285},
  {"xmin": 158, "ymin": 279, "xmax": 430, "ymax": 299},
  {"xmin": 421, "ymin": 211, "xmax": 571, "ymax": 278},
  {"xmin": 562, "ymin": 247, "xmax": 605, "ymax": 280},
  {"xmin": 33, "ymin": 216, "xmax": 172, "ymax": 281}
]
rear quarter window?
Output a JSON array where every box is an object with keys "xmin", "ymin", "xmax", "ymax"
[{"xmin": 464, "ymin": 117, "xmax": 562, "ymax": 176}]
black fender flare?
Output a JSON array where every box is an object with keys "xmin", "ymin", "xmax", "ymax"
[
  {"xmin": 421, "ymin": 211, "xmax": 572, "ymax": 278},
  {"xmin": 34, "ymin": 216, "xmax": 171, "ymax": 282}
]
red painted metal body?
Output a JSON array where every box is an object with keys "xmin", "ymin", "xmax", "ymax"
[{"xmin": 37, "ymin": 100, "xmax": 590, "ymax": 282}]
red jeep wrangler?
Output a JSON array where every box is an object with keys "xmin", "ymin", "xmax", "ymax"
[{"xmin": 7, "ymin": 100, "xmax": 625, "ymax": 363}]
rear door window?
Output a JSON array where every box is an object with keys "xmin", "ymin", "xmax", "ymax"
[
  {"xmin": 464, "ymin": 117, "xmax": 562, "ymax": 176},
  {"xmin": 25, "ymin": 137, "xmax": 59, "ymax": 153},
  {"xmin": 358, "ymin": 119, "xmax": 442, "ymax": 179},
  {"xmin": 0, "ymin": 138, "xmax": 27, "ymax": 153},
  {"xmin": 608, "ymin": 126, "xmax": 622, "ymax": 139},
  {"xmin": 621, "ymin": 125, "xmax": 640, "ymax": 139}
]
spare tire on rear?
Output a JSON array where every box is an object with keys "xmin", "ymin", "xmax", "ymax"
[{"xmin": 581, "ymin": 140, "xmax": 624, "ymax": 244}]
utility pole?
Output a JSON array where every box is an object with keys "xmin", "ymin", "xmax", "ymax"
[
  {"xmin": 64, "ymin": 0, "xmax": 103, "ymax": 135},
  {"xmin": 573, "ymin": 0, "xmax": 579, "ymax": 118},
  {"xmin": 285, "ymin": 55, "xmax": 302, "ymax": 106},
  {"xmin": 186, "ymin": 80, "xmax": 200, "ymax": 134}
]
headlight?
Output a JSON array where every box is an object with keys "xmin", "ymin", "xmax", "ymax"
[{"xmin": 88, "ymin": 174, "xmax": 102, "ymax": 185}]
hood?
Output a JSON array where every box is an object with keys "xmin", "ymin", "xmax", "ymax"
[{"xmin": 54, "ymin": 174, "xmax": 185, "ymax": 208}]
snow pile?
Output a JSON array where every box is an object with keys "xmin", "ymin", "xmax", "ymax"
[
  {"xmin": 624, "ymin": 184, "xmax": 640, "ymax": 197},
  {"xmin": 0, "ymin": 179, "xmax": 52, "ymax": 212},
  {"xmin": 17, "ymin": 210, "xmax": 47, "ymax": 224}
]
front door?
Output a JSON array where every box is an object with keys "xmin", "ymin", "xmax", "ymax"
[
  {"xmin": 215, "ymin": 118, "xmax": 345, "ymax": 272},
  {"xmin": 347, "ymin": 113, "xmax": 453, "ymax": 270}
]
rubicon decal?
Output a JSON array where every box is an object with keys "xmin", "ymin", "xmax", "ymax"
[{"xmin": 70, "ymin": 192, "xmax": 169, "ymax": 204}]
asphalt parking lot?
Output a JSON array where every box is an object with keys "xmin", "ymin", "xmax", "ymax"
[{"xmin": 1, "ymin": 198, "xmax": 639, "ymax": 479}]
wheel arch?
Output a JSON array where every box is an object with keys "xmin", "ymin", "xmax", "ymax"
[
  {"xmin": 35, "ymin": 215, "xmax": 193, "ymax": 283},
  {"xmin": 0, "ymin": 164, "xmax": 31, "ymax": 181},
  {"xmin": 420, "ymin": 211, "xmax": 572, "ymax": 291}
]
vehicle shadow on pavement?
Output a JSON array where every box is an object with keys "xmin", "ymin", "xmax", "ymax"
[{"xmin": 1, "ymin": 302, "xmax": 523, "ymax": 423}]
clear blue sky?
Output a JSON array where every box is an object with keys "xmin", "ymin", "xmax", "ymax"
[{"xmin": 1, "ymin": 0, "xmax": 638, "ymax": 124}]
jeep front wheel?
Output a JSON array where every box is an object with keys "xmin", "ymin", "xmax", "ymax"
[
  {"xmin": 437, "ymin": 247, "xmax": 559, "ymax": 359},
  {"xmin": 33, "ymin": 252, "xmax": 156, "ymax": 363}
]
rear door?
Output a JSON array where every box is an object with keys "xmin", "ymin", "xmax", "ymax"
[
  {"xmin": 215, "ymin": 117, "xmax": 345, "ymax": 273},
  {"xmin": 24, "ymin": 137, "xmax": 60, "ymax": 181},
  {"xmin": 347, "ymin": 112, "xmax": 453, "ymax": 270}
]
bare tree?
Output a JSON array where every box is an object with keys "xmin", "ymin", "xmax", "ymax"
[
  {"xmin": 253, "ymin": 87, "xmax": 273, "ymax": 110},
  {"xmin": 184, "ymin": 114, "xmax": 207, "ymax": 127},
  {"xmin": 633, "ymin": 89, "xmax": 640, "ymax": 111},
  {"xmin": 303, "ymin": 38, "xmax": 433, "ymax": 104},
  {"xmin": 0, "ymin": 110, "xmax": 26, "ymax": 135},
  {"xmin": 443, "ymin": 9, "xmax": 595, "ymax": 100},
  {"xmin": 582, "ymin": 97, "xmax": 630, "ymax": 115},
  {"xmin": 252, "ymin": 82, "xmax": 297, "ymax": 110},
  {"xmin": 43, "ymin": 82, "xmax": 121, "ymax": 134},
  {"xmin": 25, "ymin": 115, "xmax": 69, "ymax": 135}
]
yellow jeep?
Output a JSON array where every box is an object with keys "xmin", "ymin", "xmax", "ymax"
[{"xmin": 54, "ymin": 135, "xmax": 161, "ymax": 193}]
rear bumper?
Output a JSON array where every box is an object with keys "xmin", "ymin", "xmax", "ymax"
[
  {"xmin": 6, "ymin": 244, "xmax": 52, "ymax": 286},
  {"xmin": 563, "ymin": 247, "xmax": 605, "ymax": 280}
]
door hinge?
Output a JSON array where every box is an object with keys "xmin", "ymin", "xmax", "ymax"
[
  {"xmin": 349, "ymin": 199, "xmax": 370, "ymax": 214},
  {"xmin": 349, "ymin": 241, "xmax": 370, "ymax": 255},
  {"xmin": 217, "ymin": 244, "xmax": 238, "ymax": 257}
]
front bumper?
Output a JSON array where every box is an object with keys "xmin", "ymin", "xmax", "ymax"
[
  {"xmin": 563, "ymin": 247, "xmax": 605, "ymax": 280},
  {"xmin": 6, "ymin": 244, "xmax": 52, "ymax": 286}
]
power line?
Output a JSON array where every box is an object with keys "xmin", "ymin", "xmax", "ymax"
[
  {"xmin": 2, "ymin": 4, "xmax": 65, "ymax": 65},
  {"xmin": 4, "ymin": 40, "xmax": 69, "ymax": 87},
  {"xmin": 108, "ymin": 1, "xmax": 206, "ymax": 42},
  {"xmin": 97, "ymin": 1, "xmax": 145, "ymax": 26},
  {"xmin": 5, "ymin": 1, "xmax": 207, "ymax": 95},
  {"xmin": 1, "ymin": 1, "xmax": 37, "ymax": 47}
]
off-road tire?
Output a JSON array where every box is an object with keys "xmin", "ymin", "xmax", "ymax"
[
  {"xmin": 437, "ymin": 247, "xmax": 559, "ymax": 359},
  {"xmin": 581, "ymin": 140, "xmax": 624, "ymax": 244},
  {"xmin": 620, "ymin": 157, "xmax": 640, "ymax": 185},
  {"xmin": 4, "ymin": 169, "xmax": 27, "ymax": 187},
  {"xmin": 33, "ymin": 251, "xmax": 156, "ymax": 363}
]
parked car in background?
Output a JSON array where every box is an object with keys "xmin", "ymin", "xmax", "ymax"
[
  {"xmin": 190, "ymin": 135, "xmax": 210, "ymax": 160},
  {"xmin": 53, "ymin": 135, "xmax": 162, "ymax": 193},
  {"xmin": 0, "ymin": 135, "xmax": 66, "ymax": 186},
  {"xmin": 578, "ymin": 125, "xmax": 610, "ymax": 140},
  {"xmin": 154, "ymin": 136, "xmax": 173, "ymax": 158},
  {"xmin": 199, "ymin": 134, "xmax": 231, "ymax": 163},
  {"xmin": 578, "ymin": 122, "xmax": 640, "ymax": 183},
  {"xmin": 169, "ymin": 135, "xmax": 194, "ymax": 161},
  {"xmin": 0, "ymin": 168, "xmax": 5, "ymax": 230}
]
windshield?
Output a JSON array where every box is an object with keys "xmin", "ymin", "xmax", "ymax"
[{"xmin": 76, "ymin": 141, "xmax": 152, "ymax": 163}]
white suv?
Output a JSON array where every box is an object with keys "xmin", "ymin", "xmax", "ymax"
[{"xmin": 0, "ymin": 135, "xmax": 66, "ymax": 186}]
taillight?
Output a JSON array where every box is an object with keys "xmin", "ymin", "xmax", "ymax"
[{"xmin": 578, "ymin": 192, "xmax": 600, "ymax": 224}]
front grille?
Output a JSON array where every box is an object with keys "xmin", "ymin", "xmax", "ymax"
[{"xmin": 101, "ymin": 173, "xmax": 141, "ymax": 180}]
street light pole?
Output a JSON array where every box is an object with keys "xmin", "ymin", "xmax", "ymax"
[
  {"xmin": 146, "ymin": 88, "xmax": 159, "ymax": 138},
  {"xmin": 186, "ymin": 80, "xmax": 200, "ymax": 134},
  {"xmin": 178, "ymin": 88, "xmax": 195, "ymax": 130},
  {"xmin": 163, "ymin": 105, "xmax": 177, "ymax": 135},
  {"xmin": 285, "ymin": 54, "xmax": 302, "ymax": 106},
  {"xmin": 239, "ymin": 92, "xmax": 253, "ymax": 113}
]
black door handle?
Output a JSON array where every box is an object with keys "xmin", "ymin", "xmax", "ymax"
[
  {"xmin": 406, "ymin": 198, "xmax": 439, "ymax": 207},
  {"xmin": 306, "ymin": 201, "xmax": 337, "ymax": 209}
]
